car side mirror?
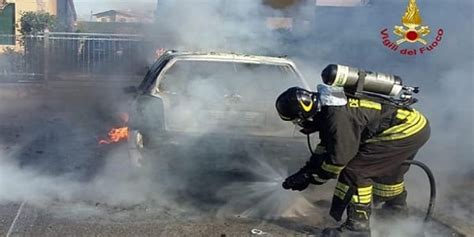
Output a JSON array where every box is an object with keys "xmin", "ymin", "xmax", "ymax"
[{"xmin": 123, "ymin": 86, "xmax": 138, "ymax": 94}]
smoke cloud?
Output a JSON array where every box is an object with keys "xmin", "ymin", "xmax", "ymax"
[{"xmin": 0, "ymin": 0, "xmax": 472, "ymax": 235}]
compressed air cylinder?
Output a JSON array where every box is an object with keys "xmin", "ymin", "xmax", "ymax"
[{"xmin": 321, "ymin": 64, "xmax": 403, "ymax": 97}]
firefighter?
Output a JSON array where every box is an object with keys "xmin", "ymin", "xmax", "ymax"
[{"xmin": 275, "ymin": 85, "xmax": 430, "ymax": 237}]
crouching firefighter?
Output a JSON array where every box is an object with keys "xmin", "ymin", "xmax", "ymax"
[{"xmin": 275, "ymin": 65, "xmax": 430, "ymax": 237}]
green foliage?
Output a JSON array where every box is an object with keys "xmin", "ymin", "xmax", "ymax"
[{"xmin": 18, "ymin": 11, "xmax": 58, "ymax": 35}]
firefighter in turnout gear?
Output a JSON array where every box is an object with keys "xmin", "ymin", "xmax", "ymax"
[{"xmin": 275, "ymin": 85, "xmax": 430, "ymax": 237}]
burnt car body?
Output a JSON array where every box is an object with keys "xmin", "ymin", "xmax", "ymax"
[{"xmin": 127, "ymin": 51, "xmax": 311, "ymax": 169}]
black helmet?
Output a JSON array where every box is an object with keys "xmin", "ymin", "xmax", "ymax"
[{"xmin": 275, "ymin": 87, "xmax": 319, "ymax": 121}]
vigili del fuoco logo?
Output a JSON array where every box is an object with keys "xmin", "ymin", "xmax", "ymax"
[{"xmin": 380, "ymin": 0, "xmax": 444, "ymax": 56}]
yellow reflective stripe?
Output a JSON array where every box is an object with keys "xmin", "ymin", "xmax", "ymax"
[
  {"xmin": 359, "ymin": 100, "xmax": 382, "ymax": 110},
  {"xmin": 352, "ymin": 195, "xmax": 372, "ymax": 204},
  {"xmin": 349, "ymin": 98, "xmax": 359, "ymax": 107},
  {"xmin": 352, "ymin": 195, "xmax": 359, "ymax": 203},
  {"xmin": 390, "ymin": 112, "xmax": 422, "ymax": 134},
  {"xmin": 367, "ymin": 110, "xmax": 426, "ymax": 142},
  {"xmin": 404, "ymin": 115, "xmax": 427, "ymax": 135},
  {"xmin": 334, "ymin": 189, "xmax": 346, "ymax": 200},
  {"xmin": 359, "ymin": 195, "xmax": 372, "ymax": 203},
  {"xmin": 373, "ymin": 188, "xmax": 403, "ymax": 194},
  {"xmin": 396, "ymin": 109, "xmax": 411, "ymax": 120},
  {"xmin": 357, "ymin": 186, "xmax": 373, "ymax": 196},
  {"xmin": 374, "ymin": 182, "xmax": 404, "ymax": 191},
  {"xmin": 373, "ymin": 188, "xmax": 404, "ymax": 197},
  {"xmin": 348, "ymin": 98, "xmax": 381, "ymax": 110},
  {"xmin": 380, "ymin": 115, "xmax": 425, "ymax": 141},
  {"xmin": 350, "ymin": 186, "xmax": 373, "ymax": 204},
  {"xmin": 335, "ymin": 183, "xmax": 373, "ymax": 203},
  {"xmin": 334, "ymin": 182, "xmax": 349, "ymax": 201},
  {"xmin": 373, "ymin": 182, "xmax": 404, "ymax": 197},
  {"xmin": 336, "ymin": 182, "xmax": 350, "ymax": 193},
  {"xmin": 321, "ymin": 162, "xmax": 345, "ymax": 175},
  {"xmin": 355, "ymin": 186, "xmax": 372, "ymax": 204},
  {"xmin": 388, "ymin": 110, "xmax": 420, "ymax": 133},
  {"xmin": 382, "ymin": 110, "xmax": 421, "ymax": 134}
]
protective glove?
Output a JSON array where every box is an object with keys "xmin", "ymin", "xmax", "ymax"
[
  {"xmin": 282, "ymin": 171, "xmax": 311, "ymax": 191},
  {"xmin": 282, "ymin": 170, "xmax": 328, "ymax": 191}
]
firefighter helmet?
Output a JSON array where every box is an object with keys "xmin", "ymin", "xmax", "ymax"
[{"xmin": 275, "ymin": 87, "xmax": 319, "ymax": 121}]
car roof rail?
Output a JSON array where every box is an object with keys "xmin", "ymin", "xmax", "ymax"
[{"xmin": 162, "ymin": 49, "xmax": 289, "ymax": 59}]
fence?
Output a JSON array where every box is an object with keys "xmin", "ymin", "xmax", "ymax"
[{"xmin": 0, "ymin": 32, "xmax": 154, "ymax": 82}]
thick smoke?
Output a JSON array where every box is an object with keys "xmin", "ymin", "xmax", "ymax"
[
  {"xmin": 149, "ymin": 0, "xmax": 474, "ymax": 233},
  {"xmin": 292, "ymin": 0, "xmax": 474, "ymax": 234},
  {"xmin": 0, "ymin": 0, "xmax": 472, "ymax": 235},
  {"xmin": 152, "ymin": 0, "xmax": 311, "ymax": 54},
  {"xmin": 157, "ymin": 0, "xmax": 473, "ymax": 224},
  {"xmin": 0, "ymin": 88, "xmax": 158, "ymax": 204}
]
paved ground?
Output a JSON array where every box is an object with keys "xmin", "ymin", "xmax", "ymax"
[
  {"xmin": 0, "ymin": 200, "xmax": 465, "ymax": 237},
  {"xmin": 0, "ymin": 83, "xmax": 469, "ymax": 237},
  {"xmin": 0, "ymin": 201, "xmax": 316, "ymax": 237}
]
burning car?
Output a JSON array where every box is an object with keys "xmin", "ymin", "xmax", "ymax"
[{"xmin": 124, "ymin": 50, "xmax": 312, "ymax": 168}]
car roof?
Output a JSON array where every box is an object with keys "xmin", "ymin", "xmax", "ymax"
[
  {"xmin": 164, "ymin": 51, "xmax": 297, "ymax": 66},
  {"xmin": 144, "ymin": 50, "xmax": 310, "ymax": 90}
]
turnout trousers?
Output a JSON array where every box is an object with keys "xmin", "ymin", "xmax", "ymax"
[{"xmin": 329, "ymin": 123, "xmax": 431, "ymax": 221}]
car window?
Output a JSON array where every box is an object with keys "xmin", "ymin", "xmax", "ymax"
[
  {"xmin": 158, "ymin": 59, "xmax": 303, "ymax": 136},
  {"xmin": 159, "ymin": 60, "xmax": 300, "ymax": 102}
]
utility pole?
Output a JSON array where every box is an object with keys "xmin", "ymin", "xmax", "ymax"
[{"xmin": 43, "ymin": 29, "xmax": 50, "ymax": 82}]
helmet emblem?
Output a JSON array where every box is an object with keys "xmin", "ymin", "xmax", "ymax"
[{"xmin": 299, "ymin": 100, "xmax": 313, "ymax": 112}]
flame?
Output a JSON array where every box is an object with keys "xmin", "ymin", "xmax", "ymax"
[
  {"xmin": 99, "ymin": 127, "xmax": 129, "ymax": 145},
  {"xmin": 402, "ymin": 0, "xmax": 423, "ymax": 26},
  {"xmin": 98, "ymin": 112, "xmax": 130, "ymax": 145}
]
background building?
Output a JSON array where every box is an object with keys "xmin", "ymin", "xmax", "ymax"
[
  {"xmin": 93, "ymin": 10, "xmax": 138, "ymax": 23},
  {"xmin": 0, "ymin": 0, "xmax": 76, "ymax": 48},
  {"xmin": 0, "ymin": 1, "xmax": 15, "ymax": 45}
]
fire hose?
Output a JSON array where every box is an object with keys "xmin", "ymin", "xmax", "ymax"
[
  {"xmin": 306, "ymin": 134, "xmax": 436, "ymax": 223},
  {"xmin": 401, "ymin": 160, "xmax": 436, "ymax": 223}
]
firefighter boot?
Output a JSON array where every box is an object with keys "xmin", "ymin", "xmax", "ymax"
[
  {"xmin": 321, "ymin": 203, "xmax": 371, "ymax": 237},
  {"xmin": 380, "ymin": 190, "xmax": 409, "ymax": 218}
]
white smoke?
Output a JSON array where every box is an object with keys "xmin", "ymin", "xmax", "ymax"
[{"xmin": 0, "ymin": 0, "xmax": 472, "ymax": 235}]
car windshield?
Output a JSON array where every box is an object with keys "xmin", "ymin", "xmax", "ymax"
[
  {"xmin": 159, "ymin": 59, "xmax": 300, "ymax": 101},
  {"xmin": 158, "ymin": 59, "xmax": 303, "ymax": 136}
]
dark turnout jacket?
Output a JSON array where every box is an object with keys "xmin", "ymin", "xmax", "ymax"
[{"xmin": 306, "ymin": 97, "xmax": 428, "ymax": 180}]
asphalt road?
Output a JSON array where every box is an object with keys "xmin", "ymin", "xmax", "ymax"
[
  {"xmin": 0, "ymin": 84, "xmax": 324, "ymax": 237},
  {"xmin": 0, "ymin": 201, "xmax": 314, "ymax": 237},
  {"xmin": 0, "ymin": 200, "xmax": 465, "ymax": 237},
  {"xmin": 0, "ymin": 84, "xmax": 468, "ymax": 237}
]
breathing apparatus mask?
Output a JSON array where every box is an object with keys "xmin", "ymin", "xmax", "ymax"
[{"xmin": 275, "ymin": 87, "xmax": 320, "ymax": 127}]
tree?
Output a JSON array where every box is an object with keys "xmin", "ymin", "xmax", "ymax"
[
  {"xmin": 16, "ymin": 12, "xmax": 58, "ymax": 74},
  {"xmin": 18, "ymin": 11, "xmax": 58, "ymax": 35}
]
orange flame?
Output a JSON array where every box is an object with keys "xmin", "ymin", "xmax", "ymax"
[
  {"xmin": 99, "ymin": 127, "xmax": 129, "ymax": 145},
  {"xmin": 98, "ymin": 112, "xmax": 130, "ymax": 145}
]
